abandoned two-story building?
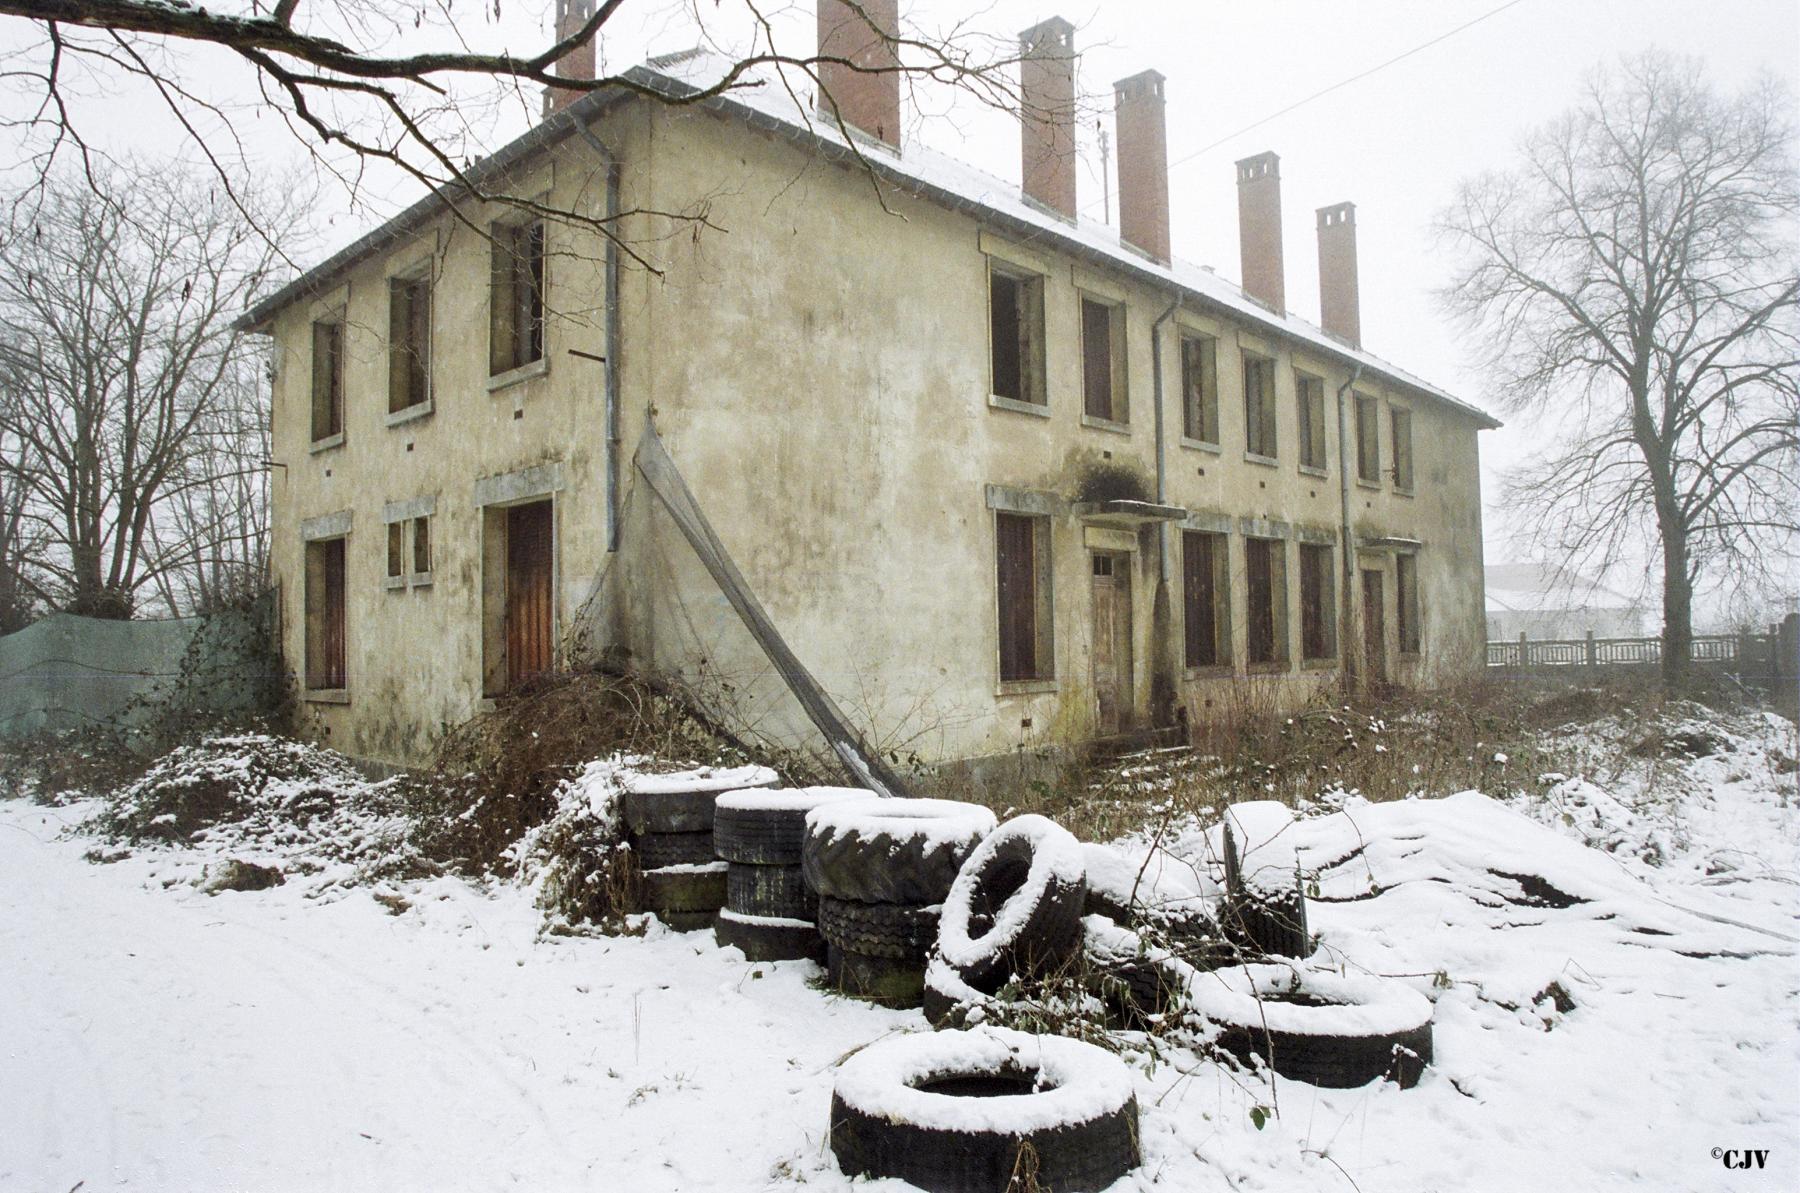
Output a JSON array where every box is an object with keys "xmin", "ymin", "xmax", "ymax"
[{"xmin": 244, "ymin": 1, "xmax": 1499, "ymax": 772}]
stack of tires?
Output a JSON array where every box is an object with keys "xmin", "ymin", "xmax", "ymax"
[
  {"xmin": 802, "ymin": 798, "xmax": 996, "ymax": 1008},
  {"xmin": 712, "ymin": 787, "xmax": 864, "ymax": 962},
  {"xmin": 621, "ymin": 765, "xmax": 776, "ymax": 930}
]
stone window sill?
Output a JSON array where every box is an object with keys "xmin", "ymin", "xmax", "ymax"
[
  {"xmin": 1244, "ymin": 451, "xmax": 1279, "ymax": 468},
  {"xmin": 1080, "ymin": 414, "xmax": 1132, "ymax": 436},
  {"xmin": 304, "ymin": 688, "xmax": 350, "ymax": 705},
  {"xmin": 386, "ymin": 401, "xmax": 434, "ymax": 428},
  {"xmin": 988, "ymin": 394, "xmax": 1051, "ymax": 418},
  {"xmin": 1180, "ymin": 437, "xmax": 1222, "ymax": 454},
  {"xmin": 308, "ymin": 432, "xmax": 345, "ymax": 455},
  {"xmin": 1299, "ymin": 464, "xmax": 1328, "ymax": 479},
  {"xmin": 996, "ymin": 678, "xmax": 1058, "ymax": 696},
  {"xmin": 487, "ymin": 357, "xmax": 550, "ymax": 393}
]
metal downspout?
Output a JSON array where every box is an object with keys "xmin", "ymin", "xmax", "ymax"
[
  {"xmin": 574, "ymin": 117, "xmax": 623, "ymax": 551},
  {"xmin": 1336, "ymin": 365, "xmax": 1363, "ymax": 690},
  {"xmin": 1150, "ymin": 295, "xmax": 1182, "ymax": 728}
]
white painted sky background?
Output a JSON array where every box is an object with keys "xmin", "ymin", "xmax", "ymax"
[{"xmin": 1, "ymin": 0, "xmax": 1795, "ymax": 613}]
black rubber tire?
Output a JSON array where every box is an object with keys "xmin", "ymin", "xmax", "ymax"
[
  {"xmin": 624, "ymin": 788, "xmax": 722, "ymax": 835},
  {"xmin": 826, "ymin": 945, "xmax": 927, "ymax": 1008},
  {"xmin": 937, "ymin": 816, "xmax": 1086, "ymax": 995},
  {"xmin": 1221, "ymin": 880, "xmax": 1313, "ymax": 959},
  {"xmin": 634, "ymin": 830, "xmax": 716, "ymax": 870},
  {"xmin": 639, "ymin": 864, "xmax": 727, "ymax": 913},
  {"xmin": 658, "ymin": 909, "xmax": 717, "ymax": 933},
  {"xmin": 714, "ymin": 911, "xmax": 827, "ymax": 963},
  {"xmin": 713, "ymin": 788, "xmax": 866, "ymax": 865},
  {"xmin": 726, "ymin": 862, "xmax": 816, "ymax": 920},
  {"xmin": 817, "ymin": 898, "xmax": 940, "ymax": 962},
  {"xmin": 803, "ymin": 799, "xmax": 995, "ymax": 906},
  {"xmin": 829, "ymin": 1029, "xmax": 1141, "ymax": 1192},
  {"xmin": 1089, "ymin": 955, "xmax": 1188, "ymax": 1030},
  {"xmin": 1217, "ymin": 1019, "xmax": 1434, "ymax": 1089}
]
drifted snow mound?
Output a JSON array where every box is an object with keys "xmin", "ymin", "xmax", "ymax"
[{"xmin": 1207, "ymin": 799, "xmax": 1300, "ymax": 898}]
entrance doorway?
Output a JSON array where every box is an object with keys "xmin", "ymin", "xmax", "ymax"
[
  {"xmin": 1090, "ymin": 552, "xmax": 1133, "ymax": 735},
  {"xmin": 505, "ymin": 500, "xmax": 554, "ymax": 690},
  {"xmin": 1361, "ymin": 568, "xmax": 1387, "ymax": 689}
]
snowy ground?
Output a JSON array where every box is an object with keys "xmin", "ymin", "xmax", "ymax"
[{"xmin": 3, "ymin": 707, "xmax": 1796, "ymax": 1192}]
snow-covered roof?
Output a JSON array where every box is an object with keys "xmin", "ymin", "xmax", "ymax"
[{"xmin": 244, "ymin": 50, "xmax": 1498, "ymax": 429}]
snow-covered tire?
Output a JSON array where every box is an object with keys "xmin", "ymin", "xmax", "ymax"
[
  {"xmin": 829, "ymin": 1026, "xmax": 1141, "ymax": 1192},
  {"xmin": 937, "ymin": 814, "xmax": 1086, "ymax": 995},
  {"xmin": 1189, "ymin": 962, "xmax": 1434, "ymax": 1089},
  {"xmin": 827, "ymin": 946, "xmax": 928, "ymax": 1008},
  {"xmin": 634, "ymin": 830, "xmax": 716, "ymax": 870},
  {"xmin": 921, "ymin": 955, "xmax": 997, "ymax": 1029},
  {"xmin": 658, "ymin": 909, "xmax": 716, "ymax": 933},
  {"xmin": 818, "ymin": 897, "xmax": 940, "ymax": 961},
  {"xmin": 1221, "ymin": 879, "xmax": 1312, "ymax": 959},
  {"xmin": 726, "ymin": 862, "xmax": 816, "ymax": 920},
  {"xmin": 803, "ymin": 798, "xmax": 996, "ymax": 906},
  {"xmin": 639, "ymin": 862, "xmax": 727, "ymax": 914},
  {"xmin": 714, "ymin": 909, "xmax": 826, "ymax": 963},
  {"xmin": 622, "ymin": 766, "xmax": 778, "ymax": 835},
  {"xmin": 714, "ymin": 787, "xmax": 868, "ymax": 865}
]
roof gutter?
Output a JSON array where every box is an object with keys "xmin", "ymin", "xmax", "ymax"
[
  {"xmin": 1337, "ymin": 364, "xmax": 1363, "ymax": 690},
  {"xmin": 572, "ymin": 116, "xmax": 624, "ymax": 553}
]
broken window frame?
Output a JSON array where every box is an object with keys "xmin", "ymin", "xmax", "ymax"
[
  {"xmin": 384, "ymin": 513, "xmax": 434, "ymax": 590},
  {"xmin": 1182, "ymin": 529, "xmax": 1230, "ymax": 669},
  {"xmin": 995, "ymin": 511, "xmax": 1055, "ymax": 685},
  {"xmin": 1244, "ymin": 535, "xmax": 1289, "ymax": 668},
  {"xmin": 304, "ymin": 535, "xmax": 348, "ymax": 692},
  {"xmin": 490, "ymin": 218, "xmax": 547, "ymax": 378},
  {"xmin": 1390, "ymin": 405, "xmax": 1415, "ymax": 492},
  {"xmin": 310, "ymin": 316, "xmax": 345, "ymax": 445},
  {"xmin": 1298, "ymin": 542, "xmax": 1338, "ymax": 661},
  {"xmin": 1079, "ymin": 294, "xmax": 1127, "ymax": 424},
  {"xmin": 1180, "ymin": 332, "xmax": 1219, "ymax": 445},
  {"xmin": 388, "ymin": 271, "xmax": 433, "ymax": 416},
  {"xmin": 1295, "ymin": 371, "xmax": 1327, "ymax": 473},
  {"xmin": 987, "ymin": 259, "xmax": 1046, "ymax": 407},
  {"xmin": 1243, "ymin": 352, "xmax": 1277, "ymax": 459},
  {"xmin": 1354, "ymin": 392, "xmax": 1381, "ymax": 484},
  {"xmin": 1396, "ymin": 552, "xmax": 1423, "ymax": 655}
]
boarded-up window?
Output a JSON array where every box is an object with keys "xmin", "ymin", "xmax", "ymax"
[
  {"xmin": 304, "ymin": 537, "xmax": 347, "ymax": 690},
  {"xmin": 996, "ymin": 511, "xmax": 1053, "ymax": 682},
  {"xmin": 989, "ymin": 264, "xmax": 1045, "ymax": 405},
  {"xmin": 1391, "ymin": 406, "xmax": 1414, "ymax": 490},
  {"xmin": 1181, "ymin": 333, "xmax": 1218, "ymax": 443},
  {"xmin": 1245, "ymin": 536, "xmax": 1288, "ymax": 666},
  {"xmin": 1299, "ymin": 542, "xmax": 1337, "ymax": 660},
  {"xmin": 310, "ymin": 319, "xmax": 344, "ymax": 443},
  {"xmin": 1182, "ymin": 530, "xmax": 1229, "ymax": 668},
  {"xmin": 389, "ymin": 274, "xmax": 431, "ymax": 414},
  {"xmin": 490, "ymin": 220, "xmax": 546, "ymax": 376},
  {"xmin": 1296, "ymin": 373, "xmax": 1326, "ymax": 471},
  {"xmin": 1354, "ymin": 393, "xmax": 1380, "ymax": 483},
  {"xmin": 1244, "ymin": 353, "xmax": 1276, "ymax": 458},
  {"xmin": 1081, "ymin": 297, "xmax": 1124, "ymax": 422},
  {"xmin": 1397, "ymin": 553, "xmax": 1422, "ymax": 654}
]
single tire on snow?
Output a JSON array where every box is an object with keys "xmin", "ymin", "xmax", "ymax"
[
  {"xmin": 622, "ymin": 766, "xmax": 778, "ymax": 835},
  {"xmin": 804, "ymin": 798, "xmax": 996, "ymax": 906},
  {"xmin": 827, "ymin": 945, "xmax": 928, "ymax": 1008},
  {"xmin": 714, "ymin": 786, "xmax": 869, "ymax": 865},
  {"xmin": 817, "ymin": 897, "xmax": 940, "ymax": 962},
  {"xmin": 714, "ymin": 908, "xmax": 826, "ymax": 963},
  {"xmin": 639, "ymin": 862, "xmax": 728, "ymax": 914},
  {"xmin": 634, "ymin": 830, "xmax": 716, "ymax": 870},
  {"xmin": 725, "ymin": 862, "xmax": 816, "ymax": 920},
  {"xmin": 1221, "ymin": 877, "xmax": 1313, "ymax": 959},
  {"xmin": 937, "ymin": 814, "xmax": 1087, "ymax": 995},
  {"xmin": 1188, "ymin": 961, "xmax": 1434, "ymax": 1089},
  {"xmin": 829, "ymin": 1026, "xmax": 1141, "ymax": 1193}
]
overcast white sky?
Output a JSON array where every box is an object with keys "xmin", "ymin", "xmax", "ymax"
[{"xmin": 2, "ymin": 0, "xmax": 1795, "ymax": 605}]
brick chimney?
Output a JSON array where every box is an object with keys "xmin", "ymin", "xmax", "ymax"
[
  {"xmin": 1019, "ymin": 17, "xmax": 1076, "ymax": 220},
  {"xmin": 1235, "ymin": 151, "xmax": 1285, "ymax": 312},
  {"xmin": 817, "ymin": 0, "xmax": 902, "ymax": 149},
  {"xmin": 543, "ymin": 0, "xmax": 597, "ymax": 117},
  {"xmin": 1113, "ymin": 70, "xmax": 1169, "ymax": 264},
  {"xmin": 1316, "ymin": 202, "xmax": 1361, "ymax": 347}
]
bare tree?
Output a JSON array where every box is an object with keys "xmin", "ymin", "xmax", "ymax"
[
  {"xmin": 0, "ymin": 160, "xmax": 305, "ymax": 618},
  {"xmin": 1441, "ymin": 51, "xmax": 1800, "ymax": 682},
  {"xmin": 0, "ymin": 374, "xmax": 45, "ymax": 632}
]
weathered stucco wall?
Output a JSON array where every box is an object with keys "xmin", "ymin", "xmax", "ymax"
[{"xmin": 266, "ymin": 93, "xmax": 1490, "ymax": 772}]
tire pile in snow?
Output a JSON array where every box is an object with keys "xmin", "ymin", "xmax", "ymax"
[
  {"xmin": 711, "ymin": 787, "xmax": 864, "ymax": 962},
  {"xmin": 620, "ymin": 766, "xmax": 775, "ymax": 930}
]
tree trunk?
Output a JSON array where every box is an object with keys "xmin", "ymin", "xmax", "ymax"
[{"xmin": 1659, "ymin": 524, "xmax": 1693, "ymax": 687}]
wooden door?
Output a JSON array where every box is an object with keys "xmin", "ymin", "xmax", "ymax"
[
  {"xmin": 505, "ymin": 500, "xmax": 554, "ymax": 689},
  {"xmin": 1361, "ymin": 568, "xmax": 1387, "ymax": 688},
  {"xmin": 1091, "ymin": 553, "xmax": 1132, "ymax": 735}
]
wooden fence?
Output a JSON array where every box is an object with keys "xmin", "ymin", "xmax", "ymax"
[{"xmin": 1486, "ymin": 614, "xmax": 1798, "ymax": 709}]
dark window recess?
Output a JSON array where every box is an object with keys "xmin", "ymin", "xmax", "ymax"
[
  {"xmin": 310, "ymin": 320, "xmax": 344, "ymax": 442},
  {"xmin": 491, "ymin": 221, "xmax": 546, "ymax": 376},
  {"xmin": 988, "ymin": 267, "xmax": 1046, "ymax": 405},
  {"xmin": 1296, "ymin": 373, "xmax": 1327, "ymax": 471},
  {"xmin": 1244, "ymin": 354, "xmax": 1276, "ymax": 457},
  {"xmin": 413, "ymin": 516, "xmax": 431, "ymax": 576},
  {"xmin": 389, "ymin": 274, "xmax": 432, "ymax": 413},
  {"xmin": 305, "ymin": 537, "xmax": 347, "ymax": 690},
  {"xmin": 1181, "ymin": 334, "xmax": 1218, "ymax": 443},
  {"xmin": 1182, "ymin": 530, "xmax": 1229, "ymax": 668},
  {"xmin": 1355, "ymin": 394, "xmax": 1380, "ymax": 482},
  {"xmin": 996, "ymin": 511, "xmax": 1052, "ymax": 682},
  {"xmin": 386, "ymin": 521, "xmax": 405, "ymax": 579},
  {"xmin": 1397, "ymin": 553, "xmax": 1422, "ymax": 654},
  {"xmin": 1246, "ymin": 536, "xmax": 1287, "ymax": 666},
  {"xmin": 1299, "ymin": 542, "xmax": 1337, "ymax": 660},
  {"xmin": 1081, "ymin": 297, "xmax": 1120, "ymax": 422},
  {"xmin": 1391, "ymin": 407, "xmax": 1414, "ymax": 490}
]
